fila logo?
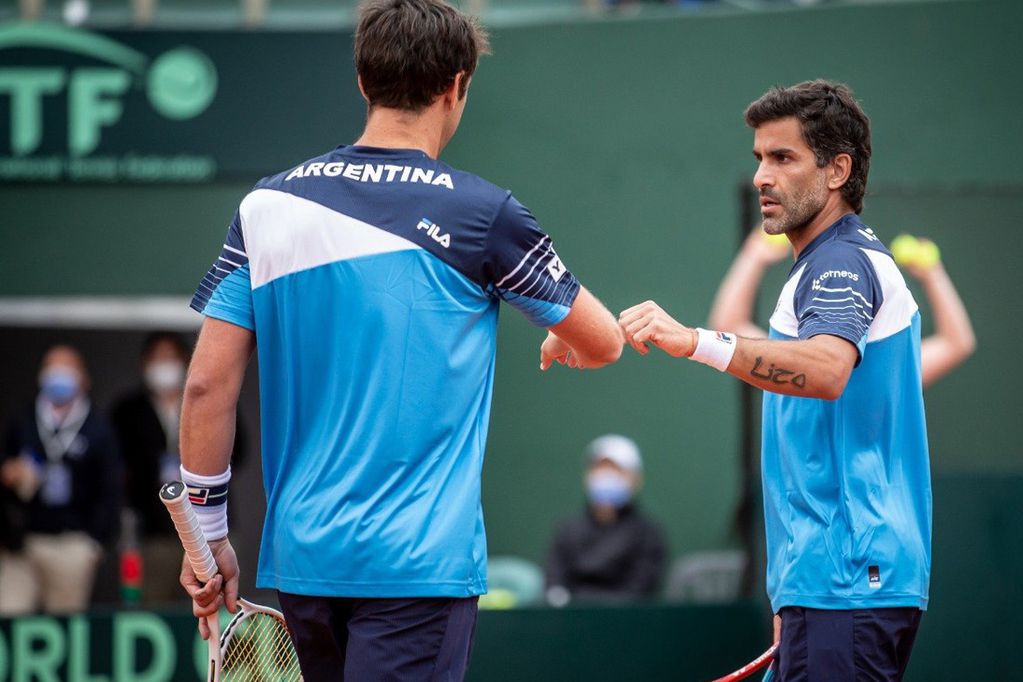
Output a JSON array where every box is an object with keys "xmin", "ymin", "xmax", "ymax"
[
  {"xmin": 416, "ymin": 218, "xmax": 451, "ymax": 248},
  {"xmin": 546, "ymin": 254, "xmax": 567, "ymax": 282},
  {"xmin": 858, "ymin": 227, "xmax": 880, "ymax": 242}
]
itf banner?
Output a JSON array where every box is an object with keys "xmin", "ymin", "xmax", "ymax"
[
  {"xmin": 0, "ymin": 22, "xmax": 364, "ymax": 183},
  {"xmin": 0, "ymin": 611, "xmax": 219, "ymax": 681}
]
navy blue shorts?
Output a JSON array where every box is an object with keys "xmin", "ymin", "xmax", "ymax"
[
  {"xmin": 278, "ymin": 592, "xmax": 479, "ymax": 682},
  {"xmin": 775, "ymin": 606, "xmax": 923, "ymax": 682}
]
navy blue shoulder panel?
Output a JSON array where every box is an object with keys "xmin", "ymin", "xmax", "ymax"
[{"xmin": 254, "ymin": 146, "xmax": 512, "ymax": 289}]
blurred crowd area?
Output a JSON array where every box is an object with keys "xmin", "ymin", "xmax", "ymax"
[
  {"xmin": 0, "ymin": 333, "xmax": 746, "ymax": 615},
  {"xmin": 0, "ymin": 332, "xmax": 250, "ymax": 615},
  {"xmin": 5, "ymin": 0, "xmax": 836, "ymax": 29}
]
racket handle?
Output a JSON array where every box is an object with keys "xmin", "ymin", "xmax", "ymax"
[{"xmin": 159, "ymin": 480, "xmax": 219, "ymax": 583}]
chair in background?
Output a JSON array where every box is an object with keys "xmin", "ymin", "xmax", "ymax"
[
  {"xmin": 478, "ymin": 555, "xmax": 544, "ymax": 609},
  {"xmin": 664, "ymin": 550, "xmax": 747, "ymax": 603}
]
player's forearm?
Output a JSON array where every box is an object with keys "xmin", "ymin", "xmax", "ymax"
[
  {"xmin": 725, "ymin": 336, "xmax": 853, "ymax": 400},
  {"xmin": 707, "ymin": 246, "xmax": 769, "ymax": 337},
  {"xmin": 179, "ymin": 319, "xmax": 254, "ymax": 476},
  {"xmin": 180, "ymin": 378, "xmax": 238, "ymax": 476},
  {"xmin": 562, "ymin": 321, "xmax": 623, "ymax": 368},
  {"xmin": 550, "ymin": 287, "xmax": 624, "ymax": 368}
]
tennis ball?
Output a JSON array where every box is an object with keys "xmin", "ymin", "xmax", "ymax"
[
  {"xmin": 890, "ymin": 234, "xmax": 920, "ymax": 267},
  {"xmin": 916, "ymin": 240, "xmax": 941, "ymax": 268},
  {"xmin": 478, "ymin": 589, "xmax": 516, "ymax": 610},
  {"xmin": 762, "ymin": 232, "xmax": 789, "ymax": 247}
]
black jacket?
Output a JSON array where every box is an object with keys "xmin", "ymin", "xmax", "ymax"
[
  {"xmin": 111, "ymin": 388, "xmax": 246, "ymax": 538},
  {"xmin": 3, "ymin": 403, "xmax": 121, "ymax": 545},
  {"xmin": 545, "ymin": 503, "xmax": 667, "ymax": 601}
]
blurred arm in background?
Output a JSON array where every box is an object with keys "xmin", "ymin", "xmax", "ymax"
[
  {"xmin": 707, "ymin": 230, "xmax": 789, "ymax": 339},
  {"xmin": 901, "ymin": 238, "xmax": 976, "ymax": 388}
]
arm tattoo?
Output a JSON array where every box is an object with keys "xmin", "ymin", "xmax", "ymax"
[{"xmin": 751, "ymin": 356, "xmax": 807, "ymax": 389}]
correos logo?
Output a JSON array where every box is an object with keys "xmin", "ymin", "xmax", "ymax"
[{"xmin": 0, "ymin": 22, "xmax": 217, "ymax": 157}]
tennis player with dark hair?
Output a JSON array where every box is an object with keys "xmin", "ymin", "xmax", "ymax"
[
  {"xmin": 620, "ymin": 80, "xmax": 930, "ymax": 681},
  {"xmin": 177, "ymin": 0, "xmax": 622, "ymax": 679}
]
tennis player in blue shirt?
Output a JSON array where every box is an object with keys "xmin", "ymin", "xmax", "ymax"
[
  {"xmin": 176, "ymin": 1, "xmax": 623, "ymax": 679},
  {"xmin": 620, "ymin": 81, "xmax": 930, "ymax": 681}
]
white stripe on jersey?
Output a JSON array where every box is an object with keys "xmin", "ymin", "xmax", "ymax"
[
  {"xmin": 240, "ymin": 188, "xmax": 423, "ymax": 289},
  {"xmin": 862, "ymin": 248, "xmax": 920, "ymax": 342},
  {"xmin": 495, "ymin": 237, "xmax": 550, "ymax": 289}
]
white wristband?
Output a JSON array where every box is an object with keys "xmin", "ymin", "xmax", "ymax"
[
  {"xmin": 689, "ymin": 328, "xmax": 737, "ymax": 372},
  {"xmin": 180, "ymin": 465, "xmax": 231, "ymax": 541}
]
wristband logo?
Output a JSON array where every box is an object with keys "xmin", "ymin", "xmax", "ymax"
[
  {"xmin": 186, "ymin": 483, "xmax": 228, "ymax": 506},
  {"xmin": 0, "ymin": 21, "xmax": 218, "ymax": 180}
]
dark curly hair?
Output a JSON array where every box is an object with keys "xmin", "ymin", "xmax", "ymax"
[{"xmin": 745, "ymin": 80, "xmax": 871, "ymax": 214}]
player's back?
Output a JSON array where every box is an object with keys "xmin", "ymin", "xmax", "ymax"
[{"xmin": 192, "ymin": 145, "xmax": 579, "ymax": 597}]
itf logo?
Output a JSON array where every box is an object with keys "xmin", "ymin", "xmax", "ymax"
[{"xmin": 0, "ymin": 22, "xmax": 218, "ymax": 179}]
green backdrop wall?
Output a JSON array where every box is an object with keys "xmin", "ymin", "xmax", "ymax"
[
  {"xmin": 5, "ymin": 0, "xmax": 1020, "ymax": 566},
  {"xmin": 2, "ymin": 3, "xmax": 1021, "ymax": 679}
]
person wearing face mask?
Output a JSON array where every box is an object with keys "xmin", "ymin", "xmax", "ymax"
[
  {"xmin": 544, "ymin": 435, "xmax": 667, "ymax": 605},
  {"xmin": 111, "ymin": 332, "xmax": 246, "ymax": 606},
  {"xmin": 0, "ymin": 345, "xmax": 121, "ymax": 615}
]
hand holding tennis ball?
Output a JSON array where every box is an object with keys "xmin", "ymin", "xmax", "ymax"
[
  {"xmin": 744, "ymin": 230, "xmax": 790, "ymax": 265},
  {"xmin": 891, "ymin": 234, "xmax": 941, "ymax": 270}
]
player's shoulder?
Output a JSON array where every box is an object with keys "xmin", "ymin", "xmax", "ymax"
[
  {"xmin": 436, "ymin": 158, "xmax": 514, "ymax": 208},
  {"xmin": 803, "ymin": 215, "xmax": 891, "ymax": 268},
  {"xmin": 826, "ymin": 214, "xmax": 892, "ymax": 258},
  {"xmin": 252, "ymin": 148, "xmax": 338, "ymax": 192}
]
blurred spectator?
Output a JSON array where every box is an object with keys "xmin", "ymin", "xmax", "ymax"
[
  {"xmin": 111, "ymin": 331, "xmax": 246, "ymax": 606},
  {"xmin": 0, "ymin": 345, "xmax": 121, "ymax": 615},
  {"xmin": 708, "ymin": 230, "xmax": 975, "ymax": 388},
  {"xmin": 544, "ymin": 435, "xmax": 666, "ymax": 605}
]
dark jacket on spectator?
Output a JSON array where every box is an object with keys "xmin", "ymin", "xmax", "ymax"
[
  {"xmin": 111, "ymin": 388, "xmax": 246, "ymax": 538},
  {"xmin": 3, "ymin": 404, "xmax": 121, "ymax": 545},
  {"xmin": 545, "ymin": 503, "xmax": 666, "ymax": 601}
]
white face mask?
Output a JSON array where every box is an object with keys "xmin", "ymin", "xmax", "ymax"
[{"xmin": 144, "ymin": 361, "xmax": 185, "ymax": 393}]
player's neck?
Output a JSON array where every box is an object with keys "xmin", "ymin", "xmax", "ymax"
[
  {"xmin": 788, "ymin": 197, "xmax": 855, "ymax": 259},
  {"xmin": 355, "ymin": 106, "xmax": 445, "ymax": 160}
]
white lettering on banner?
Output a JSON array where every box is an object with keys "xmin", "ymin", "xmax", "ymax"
[{"xmin": 283, "ymin": 162, "xmax": 456, "ymax": 189}]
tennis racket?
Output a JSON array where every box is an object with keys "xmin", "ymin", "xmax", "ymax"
[
  {"xmin": 160, "ymin": 480, "xmax": 303, "ymax": 681},
  {"xmin": 710, "ymin": 642, "xmax": 778, "ymax": 682}
]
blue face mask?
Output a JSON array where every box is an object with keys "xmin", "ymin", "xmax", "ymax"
[
  {"xmin": 40, "ymin": 367, "xmax": 80, "ymax": 406},
  {"xmin": 586, "ymin": 470, "xmax": 633, "ymax": 509}
]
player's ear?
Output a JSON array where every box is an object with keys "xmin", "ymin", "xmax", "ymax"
[
  {"xmin": 356, "ymin": 76, "xmax": 369, "ymax": 104},
  {"xmin": 828, "ymin": 153, "xmax": 852, "ymax": 190},
  {"xmin": 444, "ymin": 72, "xmax": 466, "ymax": 109}
]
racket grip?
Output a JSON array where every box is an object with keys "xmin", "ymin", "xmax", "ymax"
[{"xmin": 159, "ymin": 480, "xmax": 219, "ymax": 583}]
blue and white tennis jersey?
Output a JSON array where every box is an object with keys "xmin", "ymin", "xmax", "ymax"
[
  {"xmin": 762, "ymin": 214, "xmax": 931, "ymax": 612},
  {"xmin": 191, "ymin": 145, "xmax": 580, "ymax": 597}
]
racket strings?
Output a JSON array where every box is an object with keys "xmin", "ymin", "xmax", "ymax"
[{"xmin": 222, "ymin": 613, "xmax": 302, "ymax": 681}]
